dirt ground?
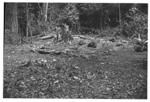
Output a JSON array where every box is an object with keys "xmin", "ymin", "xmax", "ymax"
[{"xmin": 3, "ymin": 35, "xmax": 147, "ymax": 98}]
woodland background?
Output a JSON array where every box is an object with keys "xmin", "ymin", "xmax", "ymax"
[{"xmin": 4, "ymin": 3, "xmax": 148, "ymax": 44}]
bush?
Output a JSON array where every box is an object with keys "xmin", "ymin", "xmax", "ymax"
[
  {"xmin": 122, "ymin": 7, "xmax": 148, "ymax": 40},
  {"xmin": 57, "ymin": 4, "xmax": 79, "ymax": 33}
]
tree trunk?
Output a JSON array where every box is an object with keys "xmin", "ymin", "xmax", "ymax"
[
  {"xmin": 43, "ymin": 3, "xmax": 48, "ymax": 22},
  {"xmin": 100, "ymin": 5, "xmax": 103, "ymax": 32},
  {"xmin": 119, "ymin": 4, "xmax": 121, "ymax": 27},
  {"xmin": 26, "ymin": 3, "xmax": 29, "ymax": 37},
  {"xmin": 11, "ymin": 3, "xmax": 18, "ymax": 34},
  {"xmin": 118, "ymin": 3, "xmax": 122, "ymax": 34},
  {"xmin": 41, "ymin": 3, "xmax": 48, "ymax": 35}
]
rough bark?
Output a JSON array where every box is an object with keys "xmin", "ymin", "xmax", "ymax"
[
  {"xmin": 11, "ymin": 3, "xmax": 18, "ymax": 34},
  {"xmin": 100, "ymin": 5, "xmax": 103, "ymax": 32},
  {"xmin": 26, "ymin": 3, "xmax": 29, "ymax": 38},
  {"xmin": 43, "ymin": 3, "xmax": 48, "ymax": 22},
  {"xmin": 119, "ymin": 4, "xmax": 121, "ymax": 27}
]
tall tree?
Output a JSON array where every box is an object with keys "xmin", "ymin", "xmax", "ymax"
[
  {"xmin": 11, "ymin": 3, "xmax": 18, "ymax": 34},
  {"xmin": 26, "ymin": 3, "xmax": 29, "ymax": 37},
  {"xmin": 119, "ymin": 4, "xmax": 122, "ymax": 32},
  {"xmin": 100, "ymin": 4, "xmax": 103, "ymax": 31},
  {"xmin": 43, "ymin": 3, "xmax": 48, "ymax": 22}
]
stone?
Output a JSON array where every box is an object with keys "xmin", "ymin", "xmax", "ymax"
[{"xmin": 87, "ymin": 41, "xmax": 97, "ymax": 48}]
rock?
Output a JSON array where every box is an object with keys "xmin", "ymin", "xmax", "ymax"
[
  {"xmin": 52, "ymin": 58, "xmax": 57, "ymax": 62},
  {"xmin": 121, "ymin": 40, "xmax": 128, "ymax": 43},
  {"xmin": 80, "ymin": 54, "xmax": 89, "ymax": 59},
  {"xmin": 55, "ymin": 65, "xmax": 62, "ymax": 72},
  {"xmin": 54, "ymin": 80, "xmax": 59, "ymax": 84},
  {"xmin": 100, "ymin": 62, "xmax": 105, "ymax": 65},
  {"xmin": 143, "ymin": 41, "xmax": 147, "ymax": 51},
  {"xmin": 11, "ymin": 51, "xmax": 15, "ymax": 54},
  {"xmin": 134, "ymin": 45, "xmax": 143, "ymax": 52},
  {"xmin": 116, "ymin": 43, "xmax": 123, "ymax": 46},
  {"xmin": 53, "ymin": 51, "xmax": 62, "ymax": 55},
  {"xmin": 133, "ymin": 39, "xmax": 147, "ymax": 52},
  {"xmin": 30, "ymin": 48, "xmax": 36, "ymax": 53},
  {"xmin": 73, "ymin": 76, "xmax": 80, "ymax": 80},
  {"xmin": 78, "ymin": 40, "xmax": 86, "ymax": 45},
  {"xmin": 72, "ymin": 65, "xmax": 80, "ymax": 69},
  {"xmin": 19, "ymin": 59, "xmax": 31, "ymax": 67},
  {"xmin": 109, "ymin": 38, "xmax": 116, "ymax": 42},
  {"xmin": 30, "ymin": 76, "xmax": 36, "ymax": 81},
  {"xmin": 87, "ymin": 41, "xmax": 97, "ymax": 48},
  {"xmin": 87, "ymin": 72, "xmax": 96, "ymax": 79},
  {"xmin": 106, "ymin": 87, "xmax": 111, "ymax": 91},
  {"xmin": 63, "ymin": 48, "xmax": 70, "ymax": 54},
  {"xmin": 39, "ymin": 46, "xmax": 46, "ymax": 49}
]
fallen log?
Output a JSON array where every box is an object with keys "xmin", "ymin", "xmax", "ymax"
[
  {"xmin": 40, "ymin": 34, "xmax": 56, "ymax": 40},
  {"xmin": 72, "ymin": 35, "xmax": 93, "ymax": 40},
  {"xmin": 37, "ymin": 50, "xmax": 51, "ymax": 54},
  {"xmin": 37, "ymin": 49, "xmax": 62, "ymax": 55}
]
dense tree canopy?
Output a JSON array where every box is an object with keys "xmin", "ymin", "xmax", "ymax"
[{"xmin": 4, "ymin": 3, "xmax": 148, "ymax": 44}]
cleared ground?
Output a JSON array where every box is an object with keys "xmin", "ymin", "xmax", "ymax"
[{"xmin": 3, "ymin": 35, "xmax": 147, "ymax": 98}]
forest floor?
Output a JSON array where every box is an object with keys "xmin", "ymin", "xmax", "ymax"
[{"xmin": 3, "ymin": 34, "xmax": 147, "ymax": 98}]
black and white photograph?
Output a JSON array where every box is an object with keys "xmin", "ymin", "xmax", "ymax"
[{"xmin": 3, "ymin": 1, "xmax": 148, "ymax": 99}]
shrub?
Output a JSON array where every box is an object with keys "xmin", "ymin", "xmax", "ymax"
[{"xmin": 122, "ymin": 7, "xmax": 148, "ymax": 40}]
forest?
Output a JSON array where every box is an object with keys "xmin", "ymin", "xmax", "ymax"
[{"xmin": 4, "ymin": 3, "xmax": 148, "ymax": 98}]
